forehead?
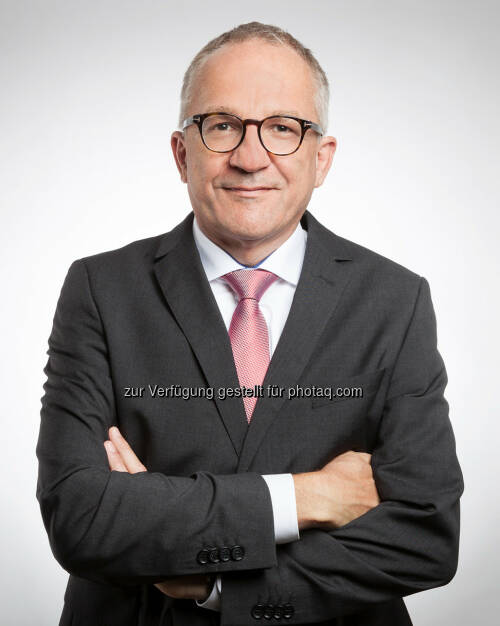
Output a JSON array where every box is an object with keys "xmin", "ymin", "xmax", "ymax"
[{"xmin": 189, "ymin": 39, "xmax": 318, "ymax": 120}]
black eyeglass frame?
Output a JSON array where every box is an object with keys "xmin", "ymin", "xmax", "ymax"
[{"xmin": 181, "ymin": 112, "xmax": 324, "ymax": 155}]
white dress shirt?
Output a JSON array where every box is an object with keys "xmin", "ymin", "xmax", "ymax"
[{"xmin": 192, "ymin": 215, "xmax": 306, "ymax": 611}]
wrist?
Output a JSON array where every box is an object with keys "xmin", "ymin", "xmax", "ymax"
[{"xmin": 292, "ymin": 472, "xmax": 319, "ymax": 530}]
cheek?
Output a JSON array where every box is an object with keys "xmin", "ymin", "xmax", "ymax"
[
  {"xmin": 187, "ymin": 153, "xmax": 224, "ymax": 196},
  {"xmin": 280, "ymin": 158, "xmax": 316, "ymax": 196}
]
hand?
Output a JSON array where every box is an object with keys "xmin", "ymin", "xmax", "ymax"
[
  {"xmin": 293, "ymin": 450, "xmax": 381, "ymax": 531},
  {"xmin": 104, "ymin": 426, "xmax": 147, "ymax": 473},
  {"xmin": 103, "ymin": 427, "xmax": 214, "ymax": 602},
  {"xmin": 154, "ymin": 574, "xmax": 215, "ymax": 602}
]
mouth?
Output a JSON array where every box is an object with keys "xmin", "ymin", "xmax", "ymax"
[{"xmin": 222, "ymin": 186, "xmax": 276, "ymax": 197}]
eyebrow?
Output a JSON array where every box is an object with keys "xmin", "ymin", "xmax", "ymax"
[{"xmin": 204, "ymin": 105, "xmax": 306, "ymax": 118}]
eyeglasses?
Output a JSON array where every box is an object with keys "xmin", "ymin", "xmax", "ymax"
[{"xmin": 181, "ymin": 112, "xmax": 324, "ymax": 156}]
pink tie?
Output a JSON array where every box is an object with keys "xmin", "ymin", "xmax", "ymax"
[{"xmin": 221, "ymin": 269, "xmax": 279, "ymax": 423}]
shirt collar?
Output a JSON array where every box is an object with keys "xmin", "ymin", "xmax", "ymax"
[{"xmin": 192, "ymin": 215, "xmax": 307, "ymax": 286}]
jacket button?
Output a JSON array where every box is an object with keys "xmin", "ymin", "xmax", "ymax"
[
  {"xmin": 274, "ymin": 604, "xmax": 284, "ymax": 619},
  {"xmin": 263, "ymin": 604, "xmax": 274, "ymax": 619},
  {"xmin": 196, "ymin": 549, "xmax": 209, "ymax": 565},
  {"xmin": 231, "ymin": 545, "xmax": 245, "ymax": 561},
  {"xmin": 208, "ymin": 547, "xmax": 220, "ymax": 563},
  {"xmin": 251, "ymin": 603, "xmax": 265, "ymax": 619},
  {"xmin": 219, "ymin": 546, "xmax": 231, "ymax": 562},
  {"xmin": 283, "ymin": 603, "xmax": 294, "ymax": 619}
]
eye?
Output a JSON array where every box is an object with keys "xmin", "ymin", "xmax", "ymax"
[
  {"xmin": 206, "ymin": 121, "xmax": 239, "ymax": 132},
  {"xmin": 273, "ymin": 124, "xmax": 291, "ymax": 133}
]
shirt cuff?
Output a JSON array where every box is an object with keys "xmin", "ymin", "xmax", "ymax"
[
  {"xmin": 196, "ymin": 574, "xmax": 221, "ymax": 611},
  {"xmin": 262, "ymin": 473, "xmax": 300, "ymax": 543}
]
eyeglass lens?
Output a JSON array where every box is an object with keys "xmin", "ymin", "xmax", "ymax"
[{"xmin": 201, "ymin": 114, "xmax": 302, "ymax": 154}]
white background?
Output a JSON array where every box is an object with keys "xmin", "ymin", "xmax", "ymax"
[{"xmin": 1, "ymin": 1, "xmax": 498, "ymax": 624}]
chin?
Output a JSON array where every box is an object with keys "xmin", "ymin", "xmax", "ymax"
[{"xmin": 223, "ymin": 212, "xmax": 278, "ymax": 241}]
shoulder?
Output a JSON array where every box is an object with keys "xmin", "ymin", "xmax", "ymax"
[
  {"xmin": 313, "ymin": 212, "xmax": 421, "ymax": 274},
  {"xmin": 334, "ymin": 232, "xmax": 421, "ymax": 280},
  {"xmin": 309, "ymin": 214, "xmax": 428, "ymax": 313},
  {"xmin": 71, "ymin": 214, "xmax": 192, "ymax": 280},
  {"xmin": 75, "ymin": 233, "xmax": 165, "ymax": 273},
  {"xmin": 58, "ymin": 232, "xmax": 170, "ymax": 303}
]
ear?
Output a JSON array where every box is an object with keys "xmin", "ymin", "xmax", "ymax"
[
  {"xmin": 314, "ymin": 135, "xmax": 337, "ymax": 188},
  {"xmin": 171, "ymin": 131, "xmax": 188, "ymax": 183}
]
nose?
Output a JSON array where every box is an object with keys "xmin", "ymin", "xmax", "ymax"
[{"xmin": 228, "ymin": 123, "xmax": 271, "ymax": 172}]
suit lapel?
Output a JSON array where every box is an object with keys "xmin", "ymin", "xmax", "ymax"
[
  {"xmin": 236, "ymin": 211, "xmax": 355, "ymax": 472},
  {"xmin": 153, "ymin": 213, "xmax": 249, "ymax": 459}
]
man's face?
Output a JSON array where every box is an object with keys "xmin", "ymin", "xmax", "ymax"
[{"xmin": 171, "ymin": 39, "xmax": 336, "ymax": 249}]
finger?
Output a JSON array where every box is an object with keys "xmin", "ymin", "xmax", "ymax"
[
  {"xmin": 154, "ymin": 580, "xmax": 185, "ymax": 599},
  {"xmin": 109, "ymin": 426, "xmax": 147, "ymax": 473},
  {"xmin": 104, "ymin": 440, "xmax": 128, "ymax": 472},
  {"xmin": 154, "ymin": 575, "xmax": 212, "ymax": 601}
]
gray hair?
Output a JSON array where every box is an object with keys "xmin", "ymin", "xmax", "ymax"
[{"xmin": 178, "ymin": 21, "xmax": 330, "ymax": 133}]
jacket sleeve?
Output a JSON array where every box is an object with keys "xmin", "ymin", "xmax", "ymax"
[
  {"xmin": 36, "ymin": 259, "xmax": 277, "ymax": 587},
  {"xmin": 218, "ymin": 277, "xmax": 464, "ymax": 625}
]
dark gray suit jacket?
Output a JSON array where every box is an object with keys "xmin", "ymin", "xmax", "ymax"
[{"xmin": 36, "ymin": 210, "xmax": 464, "ymax": 626}]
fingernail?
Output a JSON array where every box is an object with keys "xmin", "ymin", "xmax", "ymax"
[{"xmin": 105, "ymin": 440, "xmax": 116, "ymax": 453}]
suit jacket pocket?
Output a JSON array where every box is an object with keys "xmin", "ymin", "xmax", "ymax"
[{"xmin": 311, "ymin": 367, "xmax": 386, "ymax": 408}]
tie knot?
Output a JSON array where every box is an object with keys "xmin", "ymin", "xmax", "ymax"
[{"xmin": 221, "ymin": 269, "xmax": 279, "ymax": 302}]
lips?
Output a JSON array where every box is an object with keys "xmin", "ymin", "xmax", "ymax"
[
  {"xmin": 224, "ymin": 187, "xmax": 273, "ymax": 191},
  {"xmin": 223, "ymin": 186, "xmax": 275, "ymax": 197}
]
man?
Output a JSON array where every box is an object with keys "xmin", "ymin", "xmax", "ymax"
[{"xmin": 36, "ymin": 21, "xmax": 464, "ymax": 626}]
